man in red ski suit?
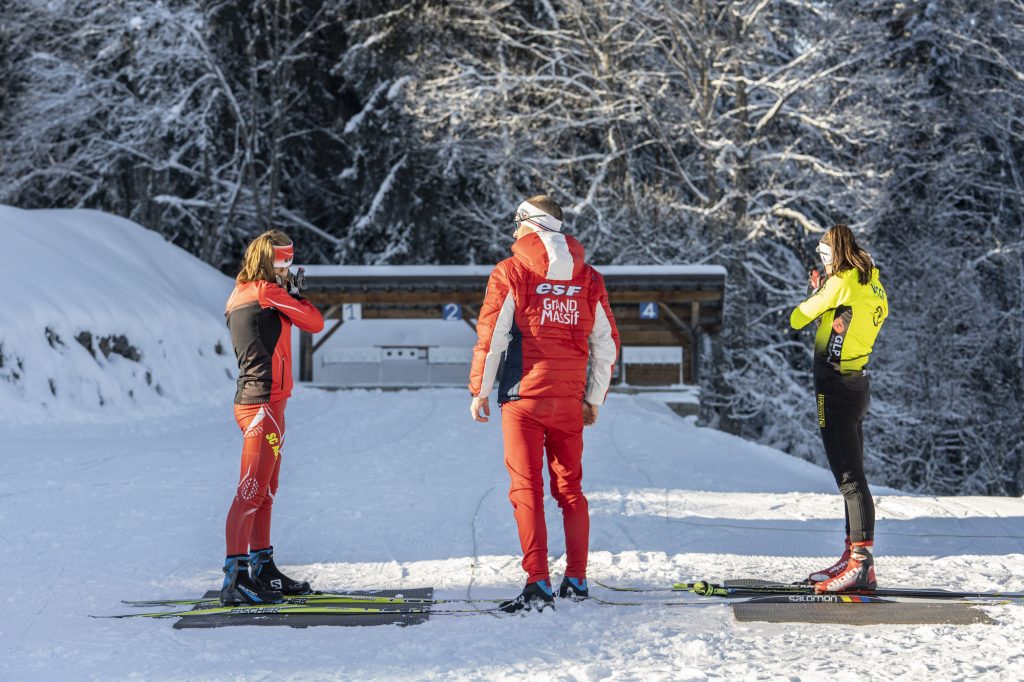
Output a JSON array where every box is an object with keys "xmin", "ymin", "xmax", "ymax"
[{"xmin": 468, "ymin": 195, "xmax": 620, "ymax": 613}]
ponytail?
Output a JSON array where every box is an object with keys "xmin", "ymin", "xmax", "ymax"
[
  {"xmin": 823, "ymin": 224, "xmax": 874, "ymax": 285},
  {"xmin": 237, "ymin": 229, "xmax": 292, "ymax": 283}
]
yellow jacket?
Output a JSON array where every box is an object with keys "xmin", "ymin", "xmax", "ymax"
[{"xmin": 790, "ymin": 267, "xmax": 888, "ymax": 373}]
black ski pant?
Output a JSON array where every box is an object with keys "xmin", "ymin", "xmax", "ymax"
[{"xmin": 815, "ymin": 371, "xmax": 874, "ymax": 543}]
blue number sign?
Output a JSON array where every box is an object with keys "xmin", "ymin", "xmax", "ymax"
[
  {"xmin": 442, "ymin": 303, "xmax": 462, "ymax": 321},
  {"xmin": 639, "ymin": 302, "xmax": 659, "ymax": 320}
]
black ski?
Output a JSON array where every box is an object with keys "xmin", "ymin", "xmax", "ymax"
[
  {"xmin": 691, "ymin": 580, "xmax": 1023, "ymax": 601},
  {"xmin": 595, "ymin": 579, "xmax": 1022, "ymax": 602},
  {"xmin": 589, "ymin": 594, "xmax": 896, "ymax": 606}
]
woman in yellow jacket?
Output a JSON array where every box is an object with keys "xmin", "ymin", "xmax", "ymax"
[{"xmin": 790, "ymin": 224, "xmax": 888, "ymax": 593}]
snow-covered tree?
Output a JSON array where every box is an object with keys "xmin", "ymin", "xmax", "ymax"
[
  {"xmin": 405, "ymin": 0, "xmax": 893, "ymax": 460},
  {"xmin": 859, "ymin": 0, "xmax": 1024, "ymax": 495},
  {"xmin": 1, "ymin": 0, "xmax": 1021, "ymax": 494}
]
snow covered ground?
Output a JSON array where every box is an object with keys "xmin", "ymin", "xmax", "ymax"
[
  {"xmin": 3, "ymin": 389, "xmax": 1024, "ymax": 681},
  {"xmin": 2, "ymin": 208, "xmax": 1024, "ymax": 680}
]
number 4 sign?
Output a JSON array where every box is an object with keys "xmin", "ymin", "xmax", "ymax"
[{"xmin": 639, "ymin": 302, "xmax": 659, "ymax": 320}]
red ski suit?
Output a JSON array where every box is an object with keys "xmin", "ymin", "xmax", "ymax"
[
  {"xmin": 469, "ymin": 231, "xmax": 620, "ymax": 583},
  {"xmin": 223, "ymin": 280, "xmax": 323, "ymax": 555}
]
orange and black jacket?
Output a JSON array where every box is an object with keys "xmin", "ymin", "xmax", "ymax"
[{"xmin": 225, "ymin": 280, "xmax": 324, "ymax": 405}]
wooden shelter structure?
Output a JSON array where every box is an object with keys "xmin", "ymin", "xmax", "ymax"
[{"xmin": 296, "ymin": 264, "xmax": 726, "ymax": 387}]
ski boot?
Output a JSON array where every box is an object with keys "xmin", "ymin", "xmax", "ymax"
[
  {"xmin": 557, "ymin": 576, "xmax": 589, "ymax": 601},
  {"xmin": 814, "ymin": 541, "xmax": 877, "ymax": 593},
  {"xmin": 499, "ymin": 579, "xmax": 555, "ymax": 614},
  {"xmin": 806, "ymin": 536, "xmax": 852, "ymax": 584},
  {"xmin": 249, "ymin": 546, "xmax": 312, "ymax": 595},
  {"xmin": 220, "ymin": 555, "xmax": 284, "ymax": 605}
]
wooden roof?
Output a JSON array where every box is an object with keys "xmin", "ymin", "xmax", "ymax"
[{"xmin": 299, "ymin": 264, "xmax": 726, "ymax": 331}]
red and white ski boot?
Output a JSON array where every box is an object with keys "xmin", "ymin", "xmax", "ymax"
[
  {"xmin": 814, "ymin": 541, "xmax": 876, "ymax": 593},
  {"xmin": 806, "ymin": 536, "xmax": 851, "ymax": 584}
]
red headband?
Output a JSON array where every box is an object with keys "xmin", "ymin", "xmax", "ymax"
[{"xmin": 273, "ymin": 243, "xmax": 294, "ymax": 268}]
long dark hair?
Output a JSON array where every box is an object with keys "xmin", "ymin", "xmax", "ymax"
[{"xmin": 823, "ymin": 224, "xmax": 874, "ymax": 285}]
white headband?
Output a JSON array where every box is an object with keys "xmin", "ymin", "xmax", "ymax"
[
  {"xmin": 516, "ymin": 200, "xmax": 562, "ymax": 233},
  {"xmin": 815, "ymin": 241, "xmax": 831, "ymax": 266},
  {"xmin": 816, "ymin": 242, "xmax": 833, "ymax": 266}
]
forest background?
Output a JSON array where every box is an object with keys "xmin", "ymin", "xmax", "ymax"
[{"xmin": 2, "ymin": 0, "xmax": 1021, "ymax": 496}]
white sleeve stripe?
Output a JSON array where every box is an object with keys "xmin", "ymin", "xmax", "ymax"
[
  {"xmin": 585, "ymin": 303, "xmax": 617, "ymax": 405},
  {"xmin": 476, "ymin": 292, "xmax": 516, "ymax": 398},
  {"xmin": 270, "ymin": 299, "xmax": 305, "ymax": 316}
]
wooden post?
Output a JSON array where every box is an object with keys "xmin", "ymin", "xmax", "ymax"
[
  {"xmin": 657, "ymin": 302, "xmax": 694, "ymax": 385},
  {"xmin": 462, "ymin": 304, "xmax": 480, "ymax": 332},
  {"xmin": 690, "ymin": 301, "xmax": 701, "ymax": 385},
  {"xmin": 301, "ymin": 303, "xmax": 342, "ymax": 382},
  {"xmin": 313, "ymin": 318, "xmax": 345, "ymax": 353},
  {"xmin": 299, "ymin": 329, "xmax": 314, "ymax": 382}
]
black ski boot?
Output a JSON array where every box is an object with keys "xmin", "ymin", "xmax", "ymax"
[
  {"xmin": 220, "ymin": 555, "xmax": 283, "ymax": 605},
  {"xmin": 499, "ymin": 580, "xmax": 555, "ymax": 614},
  {"xmin": 249, "ymin": 546, "xmax": 312, "ymax": 595},
  {"xmin": 557, "ymin": 576, "xmax": 589, "ymax": 601}
]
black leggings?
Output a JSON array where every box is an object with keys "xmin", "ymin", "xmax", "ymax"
[{"xmin": 815, "ymin": 372, "xmax": 874, "ymax": 543}]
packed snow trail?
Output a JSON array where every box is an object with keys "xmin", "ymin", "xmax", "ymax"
[{"xmin": 3, "ymin": 388, "xmax": 1023, "ymax": 681}]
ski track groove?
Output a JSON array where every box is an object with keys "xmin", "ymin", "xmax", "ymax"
[
  {"xmin": 340, "ymin": 394, "xmax": 442, "ymax": 457},
  {"xmin": 603, "ymin": 402, "xmax": 659, "ymax": 553},
  {"xmin": 16, "ymin": 565, "xmax": 63, "ymax": 651},
  {"xmin": 289, "ymin": 388, "xmax": 339, "ymax": 429},
  {"xmin": 605, "ymin": 403, "xmax": 657, "ymax": 490},
  {"xmin": 467, "ymin": 485, "xmax": 501, "ymax": 618}
]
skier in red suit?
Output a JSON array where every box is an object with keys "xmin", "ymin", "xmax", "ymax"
[
  {"xmin": 220, "ymin": 230, "xmax": 324, "ymax": 605},
  {"xmin": 468, "ymin": 195, "xmax": 620, "ymax": 613}
]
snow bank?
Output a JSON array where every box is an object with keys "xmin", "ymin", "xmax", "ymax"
[{"xmin": 0, "ymin": 206, "xmax": 236, "ymax": 422}]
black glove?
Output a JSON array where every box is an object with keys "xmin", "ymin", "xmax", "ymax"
[{"xmin": 275, "ymin": 269, "xmax": 303, "ymax": 296}]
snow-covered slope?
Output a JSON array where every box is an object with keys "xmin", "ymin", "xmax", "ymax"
[{"xmin": 0, "ymin": 206, "xmax": 236, "ymax": 421}]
